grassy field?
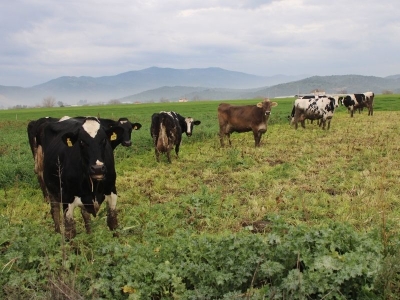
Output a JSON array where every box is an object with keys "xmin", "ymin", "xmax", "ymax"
[{"xmin": 1, "ymin": 94, "xmax": 400, "ymax": 299}]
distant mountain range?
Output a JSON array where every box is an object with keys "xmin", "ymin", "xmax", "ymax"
[{"xmin": 0, "ymin": 67, "xmax": 400, "ymax": 108}]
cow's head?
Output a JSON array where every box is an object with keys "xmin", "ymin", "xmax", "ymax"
[
  {"xmin": 331, "ymin": 96, "xmax": 340, "ymax": 108},
  {"xmin": 257, "ymin": 98, "xmax": 278, "ymax": 116},
  {"xmin": 115, "ymin": 118, "xmax": 142, "ymax": 147},
  {"xmin": 182, "ymin": 117, "xmax": 201, "ymax": 137},
  {"xmin": 61, "ymin": 118, "xmax": 122, "ymax": 181}
]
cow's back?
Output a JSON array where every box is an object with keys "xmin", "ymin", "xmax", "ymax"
[{"xmin": 218, "ymin": 103, "xmax": 259, "ymax": 132}]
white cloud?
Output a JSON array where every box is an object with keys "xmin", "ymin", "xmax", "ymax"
[{"xmin": 0, "ymin": 0, "xmax": 400, "ymax": 86}]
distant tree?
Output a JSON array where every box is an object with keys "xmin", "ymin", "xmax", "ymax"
[
  {"xmin": 43, "ymin": 96, "xmax": 56, "ymax": 107},
  {"xmin": 192, "ymin": 95, "xmax": 201, "ymax": 101},
  {"xmin": 108, "ymin": 99, "xmax": 121, "ymax": 105},
  {"xmin": 57, "ymin": 101, "xmax": 64, "ymax": 107},
  {"xmin": 382, "ymin": 90, "xmax": 393, "ymax": 95},
  {"xmin": 11, "ymin": 104, "xmax": 28, "ymax": 109},
  {"xmin": 77, "ymin": 99, "xmax": 88, "ymax": 106},
  {"xmin": 310, "ymin": 88, "xmax": 325, "ymax": 94},
  {"xmin": 160, "ymin": 97, "xmax": 170, "ymax": 103},
  {"xmin": 337, "ymin": 89, "xmax": 347, "ymax": 94}
]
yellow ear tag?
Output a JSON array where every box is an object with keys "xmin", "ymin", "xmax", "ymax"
[
  {"xmin": 66, "ymin": 138, "xmax": 73, "ymax": 147},
  {"xmin": 110, "ymin": 132, "xmax": 117, "ymax": 141}
]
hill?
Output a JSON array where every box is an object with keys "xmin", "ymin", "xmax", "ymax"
[
  {"xmin": 1, "ymin": 67, "xmax": 400, "ymax": 107},
  {"xmin": 0, "ymin": 67, "xmax": 306, "ymax": 107},
  {"xmin": 121, "ymin": 74, "xmax": 400, "ymax": 103}
]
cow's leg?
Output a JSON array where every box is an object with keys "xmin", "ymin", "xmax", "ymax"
[
  {"xmin": 219, "ymin": 130, "xmax": 227, "ymax": 147},
  {"xmin": 175, "ymin": 138, "xmax": 181, "ymax": 158},
  {"xmin": 64, "ymin": 204, "xmax": 77, "ymax": 240},
  {"xmin": 321, "ymin": 119, "xmax": 326, "ymax": 130},
  {"xmin": 294, "ymin": 119, "xmax": 298, "ymax": 129},
  {"xmin": 63, "ymin": 197, "xmax": 81, "ymax": 239},
  {"xmin": 105, "ymin": 192, "xmax": 118, "ymax": 231},
  {"xmin": 81, "ymin": 208, "xmax": 92, "ymax": 234},
  {"xmin": 368, "ymin": 104, "xmax": 373, "ymax": 116},
  {"xmin": 36, "ymin": 146, "xmax": 50, "ymax": 202},
  {"xmin": 49, "ymin": 195, "xmax": 61, "ymax": 233},
  {"xmin": 300, "ymin": 120, "xmax": 306, "ymax": 129},
  {"xmin": 350, "ymin": 106, "xmax": 354, "ymax": 117},
  {"xmin": 155, "ymin": 148, "xmax": 160, "ymax": 162},
  {"xmin": 166, "ymin": 149, "xmax": 172, "ymax": 163},
  {"xmin": 253, "ymin": 131, "xmax": 262, "ymax": 147},
  {"xmin": 38, "ymin": 175, "xmax": 50, "ymax": 202}
]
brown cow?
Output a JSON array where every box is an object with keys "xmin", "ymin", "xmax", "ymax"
[{"xmin": 217, "ymin": 98, "xmax": 278, "ymax": 147}]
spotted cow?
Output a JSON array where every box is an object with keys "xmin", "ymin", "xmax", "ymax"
[
  {"xmin": 150, "ymin": 111, "xmax": 201, "ymax": 163},
  {"xmin": 290, "ymin": 96, "xmax": 336, "ymax": 130},
  {"xmin": 342, "ymin": 92, "xmax": 374, "ymax": 117}
]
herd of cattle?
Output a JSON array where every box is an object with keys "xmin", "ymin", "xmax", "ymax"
[{"xmin": 26, "ymin": 92, "xmax": 373, "ymax": 238}]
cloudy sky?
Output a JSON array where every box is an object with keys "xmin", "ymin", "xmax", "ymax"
[{"xmin": 1, "ymin": 0, "xmax": 399, "ymax": 87}]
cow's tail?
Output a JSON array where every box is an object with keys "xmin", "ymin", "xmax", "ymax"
[
  {"xmin": 289, "ymin": 105, "xmax": 295, "ymax": 125},
  {"xmin": 291, "ymin": 105, "xmax": 295, "ymax": 117},
  {"xmin": 156, "ymin": 115, "xmax": 167, "ymax": 151},
  {"xmin": 157, "ymin": 126, "xmax": 168, "ymax": 152}
]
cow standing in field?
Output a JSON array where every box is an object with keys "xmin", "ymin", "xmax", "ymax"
[
  {"xmin": 28, "ymin": 117, "xmax": 142, "ymax": 204},
  {"xmin": 217, "ymin": 98, "xmax": 278, "ymax": 147},
  {"xmin": 150, "ymin": 111, "xmax": 201, "ymax": 163},
  {"xmin": 290, "ymin": 95, "xmax": 340, "ymax": 125},
  {"xmin": 342, "ymin": 92, "xmax": 374, "ymax": 117},
  {"xmin": 33, "ymin": 117, "xmax": 126, "ymax": 238},
  {"xmin": 290, "ymin": 96, "xmax": 336, "ymax": 130},
  {"xmin": 28, "ymin": 116, "xmax": 141, "ymax": 235}
]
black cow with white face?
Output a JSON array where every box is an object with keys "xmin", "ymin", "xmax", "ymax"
[
  {"xmin": 28, "ymin": 116, "xmax": 142, "ymax": 234},
  {"xmin": 74, "ymin": 117, "xmax": 142, "ymax": 149},
  {"xmin": 150, "ymin": 111, "xmax": 201, "ymax": 162},
  {"xmin": 40, "ymin": 117, "xmax": 124, "ymax": 239}
]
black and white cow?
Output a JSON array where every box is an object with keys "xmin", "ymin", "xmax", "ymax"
[
  {"xmin": 74, "ymin": 117, "xmax": 142, "ymax": 149},
  {"xmin": 298, "ymin": 94, "xmax": 340, "ymax": 108},
  {"xmin": 290, "ymin": 96, "xmax": 336, "ymax": 130},
  {"xmin": 28, "ymin": 116, "xmax": 141, "ymax": 200},
  {"xmin": 150, "ymin": 111, "xmax": 201, "ymax": 162},
  {"xmin": 342, "ymin": 92, "xmax": 374, "ymax": 117},
  {"xmin": 28, "ymin": 116, "xmax": 141, "ymax": 235},
  {"xmin": 38, "ymin": 117, "xmax": 124, "ymax": 239}
]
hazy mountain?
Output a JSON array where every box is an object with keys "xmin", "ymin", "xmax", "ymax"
[
  {"xmin": 385, "ymin": 74, "xmax": 400, "ymax": 80},
  {"xmin": 0, "ymin": 67, "xmax": 308, "ymax": 107},
  {"xmin": 120, "ymin": 74, "xmax": 400, "ymax": 103},
  {"xmin": 1, "ymin": 68, "xmax": 400, "ymax": 107},
  {"xmin": 244, "ymin": 75, "xmax": 400, "ymax": 99}
]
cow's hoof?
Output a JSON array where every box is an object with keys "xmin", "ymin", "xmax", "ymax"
[
  {"xmin": 64, "ymin": 218, "xmax": 76, "ymax": 240},
  {"xmin": 107, "ymin": 209, "xmax": 118, "ymax": 231}
]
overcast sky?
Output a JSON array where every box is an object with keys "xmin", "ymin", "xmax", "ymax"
[{"xmin": 1, "ymin": 0, "xmax": 399, "ymax": 87}]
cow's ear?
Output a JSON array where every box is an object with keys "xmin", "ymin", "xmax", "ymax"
[
  {"xmin": 61, "ymin": 132, "xmax": 78, "ymax": 147},
  {"xmin": 193, "ymin": 120, "xmax": 201, "ymax": 125},
  {"xmin": 106, "ymin": 127, "xmax": 124, "ymax": 142},
  {"xmin": 271, "ymin": 102, "xmax": 278, "ymax": 107},
  {"xmin": 256, "ymin": 102, "xmax": 263, "ymax": 108},
  {"xmin": 132, "ymin": 123, "xmax": 142, "ymax": 130}
]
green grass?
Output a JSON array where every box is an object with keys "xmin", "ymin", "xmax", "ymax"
[{"xmin": 1, "ymin": 94, "xmax": 400, "ymax": 298}]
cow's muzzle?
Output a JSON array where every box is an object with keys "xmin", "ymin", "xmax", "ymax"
[
  {"xmin": 122, "ymin": 140, "xmax": 132, "ymax": 147},
  {"xmin": 265, "ymin": 111, "xmax": 271, "ymax": 116},
  {"xmin": 90, "ymin": 164, "xmax": 107, "ymax": 180}
]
